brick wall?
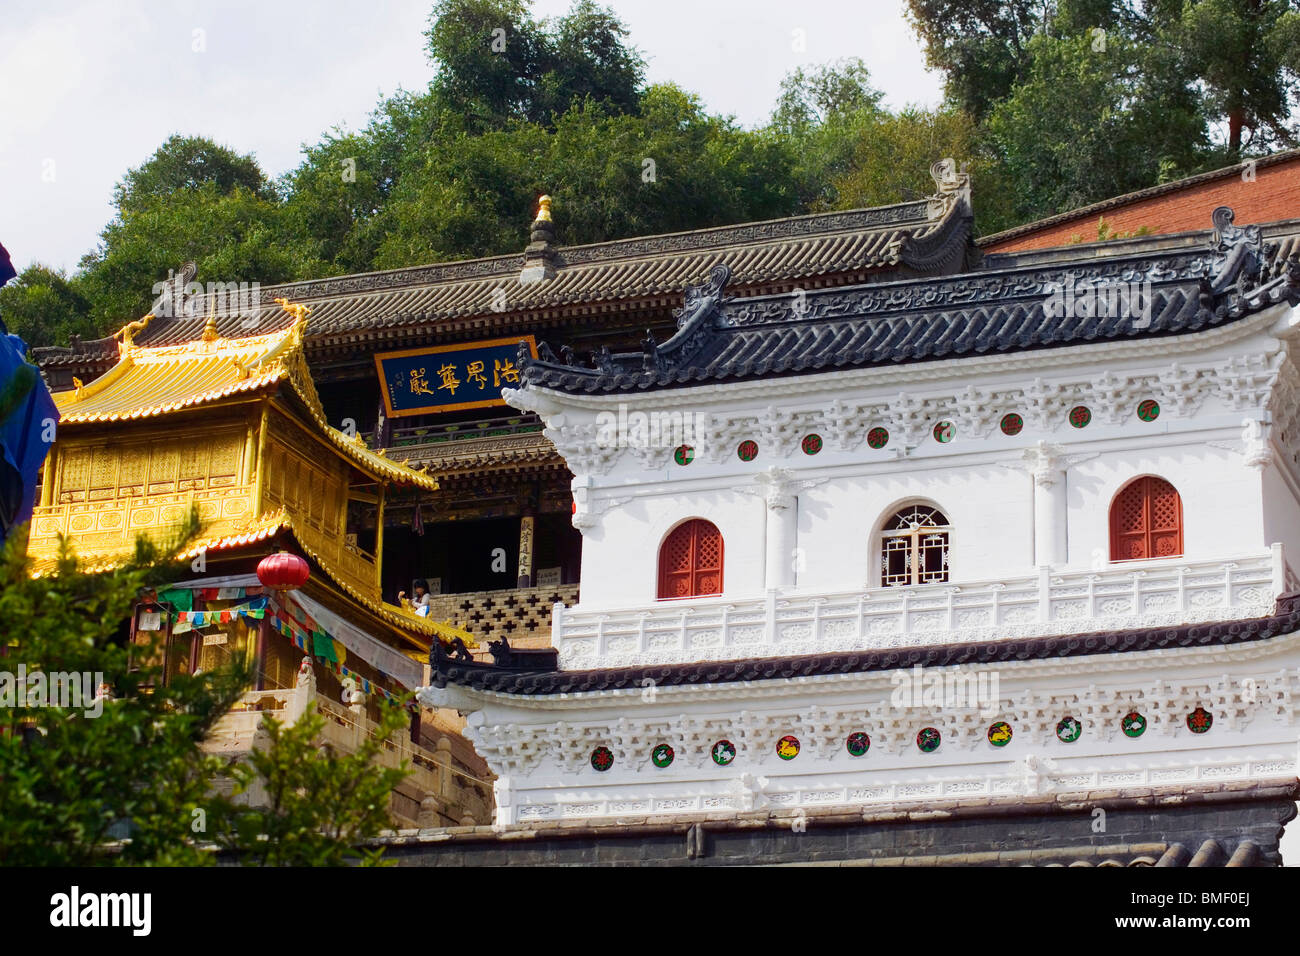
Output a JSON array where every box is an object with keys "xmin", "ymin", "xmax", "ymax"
[{"xmin": 983, "ymin": 155, "xmax": 1300, "ymax": 253}]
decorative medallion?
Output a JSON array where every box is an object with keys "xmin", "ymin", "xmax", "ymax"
[
  {"xmin": 867, "ymin": 427, "xmax": 889, "ymax": 449},
  {"xmin": 999, "ymin": 413, "xmax": 1024, "ymax": 436},
  {"xmin": 846, "ymin": 732, "xmax": 870, "ymax": 757},
  {"xmin": 987, "ymin": 721, "xmax": 1013, "ymax": 747},
  {"xmin": 651, "ymin": 743, "xmax": 675, "ymax": 767},
  {"xmin": 801, "ymin": 433, "xmax": 823, "ymax": 455},
  {"xmin": 711, "ymin": 739, "xmax": 736, "ymax": 766},
  {"xmin": 1186, "ymin": 707, "xmax": 1213, "ymax": 734},
  {"xmin": 1068, "ymin": 405, "xmax": 1092, "ymax": 429},
  {"xmin": 673, "ymin": 444, "xmax": 694, "ymax": 466},
  {"xmin": 737, "ymin": 440, "xmax": 759, "ymax": 462},
  {"xmin": 1136, "ymin": 399, "xmax": 1160, "ymax": 422},
  {"xmin": 916, "ymin": 727, "xmax": 941, "ymax": 752},
  {"xmin": 590, "ymin": 746, "xmax": 614, "ymax": 772},
  {"xmin": 932, "ymin": 421, "xmax": 954, "ymax": 443},
  {"xmin": 1056, "ymin": 716, "xmax": 1082, "ymax": 743},
  {"xmin": 776, "ymin": 735, "xmax": 800, "ymax": 760},
  {"xmin": 1121, "ymin": 711, "xmax": 1147, "ymax": 738}
]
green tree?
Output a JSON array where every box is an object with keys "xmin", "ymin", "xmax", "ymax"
[
  {"xmin": 424, "ymin": 0, "xmax": 643, "ymax": 131},
  {"xmin": 0, "ymin": 517, "xmax": 419, "ymax": 865},
  {"xmin": 371, "ymin": 84, "xmax": 801, "ymax": 268},
  {"xmin": 0, "ymin": 264, "xmax": 98, "ymax": 351},
  {"xmin": 114, "ymin": 135, "xmax": 275, "ymax": 213},
  {"xmin": 0, "ymin": 515, "xmax": 248, "ymax": 866},
  {"xmin": 218, "ymin": 703, "xmax": 410, "ymax": 866},
  {"xmin": 985, "ymin": 31, "xmax": 1208, "ymax": 223}
]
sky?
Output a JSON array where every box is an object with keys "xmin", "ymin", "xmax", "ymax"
[{"xmin": 0, "ymin": 0, "xmax": 944, "ymax": 274}]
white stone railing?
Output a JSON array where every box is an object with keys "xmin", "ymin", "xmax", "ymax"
[{"xmin": 553, "ymin": 546, "xmax": 1291, "ymax": 669}]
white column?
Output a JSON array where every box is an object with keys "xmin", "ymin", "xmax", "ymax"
[
  {"xmin": 757, "ymin": 468, "xmax": 798, "ymax": 590},
  {"xmin": 1016, "ymin": 441, "xmax": 1092, "ymax": 569}
]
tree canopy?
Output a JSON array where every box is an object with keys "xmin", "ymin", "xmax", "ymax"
[{"xmin": 11, "ymin": 0, "xmax": 1300, "ymax": 348}]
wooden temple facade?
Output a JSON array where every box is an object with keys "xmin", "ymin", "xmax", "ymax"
[
  {"xmin": 27, "ymin": 301, "xmax": 492, "ymax": 827},
  {"xmin": 33, "ymin": 161, "xmax": 979, "ymax": 652}
]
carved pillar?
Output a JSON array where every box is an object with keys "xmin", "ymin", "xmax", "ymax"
[
  {"xmin": 756, "ymin": 468, "xmax": 798, "ymax": 590},
  {"xmin": 517, "ymin": 514, "xmax": 535, "ymax": 588},
  {"xmin": 1033, "ymin": 455, "xmax": 1067, "ymax": 568},
  {"xmin": 1010, "ymin": 442, "xmax": 1095, "ymax": 569}
]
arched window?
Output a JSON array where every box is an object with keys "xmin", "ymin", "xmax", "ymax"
[
  {"xmin": 1110, "ymin": 477, "xmax": 1183, "ymax": 561},
  {"xmin": 881, "ymin": 505, "xmax": 950, "ymax": 587},
  {"xmin": 657, "ymin": 519, "xmax": 724, "ymax": 599}
]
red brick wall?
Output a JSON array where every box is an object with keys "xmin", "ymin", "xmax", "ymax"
[{"xmin": 983, "ymin": 157, "xmax": 1300, "ymax": 253}]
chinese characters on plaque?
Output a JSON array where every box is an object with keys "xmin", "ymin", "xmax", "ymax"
[{"xmin": 374, "ymin": 336, "xmax": 538, "ymax": 417}]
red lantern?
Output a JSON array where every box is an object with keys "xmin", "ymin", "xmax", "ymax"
[{"xmin": 257, "ymin": 550, "xmax": 310, "ymax": 591}]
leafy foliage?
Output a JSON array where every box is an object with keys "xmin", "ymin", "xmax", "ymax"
[
  {"xmin": 0, "ymin": 516, "xmax": 415, "ymax": 865},
  {"xmin": 218, "ymin": 702, "xmax": 410, "ymax": 866},
  {"xmin": 0, "ymin": 513, "xmax": 247, "ymax": 866},
  {"xmin": 0, "ymin": 264, "xmax": 97, "ymax": 351},
  {"xmin": 31, "ymin": 0, "xmax": 1300, "ymax": 335}
]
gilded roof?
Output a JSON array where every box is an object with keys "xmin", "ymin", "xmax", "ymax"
[
  {"xmin": 53, "ymin": 314, "xmax": 439, "ymax": 491},
  {"xmin": 29, "ymin": 508, "xmax": 475, "ymax": 647}
]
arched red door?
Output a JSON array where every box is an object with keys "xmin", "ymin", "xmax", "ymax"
[
  {"xmin": 1110, "ymin": 477, "xmax": 1183, "ymax": 561},
  {"xmin": 657, "ymin": 519, "xmax": 724, "ymax": 599}
]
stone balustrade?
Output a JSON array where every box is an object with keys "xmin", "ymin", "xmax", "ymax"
[
  {"xmin": 207, "ymin": 676, "xmax": 493, "ymax": 827},
  {"xmin": 553, "ymin": 546, "xmax": 1292, "ymax": 669}
]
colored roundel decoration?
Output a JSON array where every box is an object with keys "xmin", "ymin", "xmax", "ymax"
[
  {"xmin": 1136, "ymin": 399, "xmax": 1160, "ymax": 422},
  {"xmin": 801, "ymin": 433, "xmax": 823, "ymax": 455},
  {"xmin": 1056, "ymin": 716, "xmax": 1083, "ymax": 743},
  {"xmin": 1121, "ymin": 711, "xmax": 1147, "ymax": 738},
  {"xmin": 987, "ymin": 721, "xmax": 1013, "ymax": 747},
  {"xmin": 1186, "ymin": 707, "xmax": 1213, "ymax": 734},
  {"xmin": 916, "ymin": 727, "xmax": 942, "ymax": 753},
  {"xmin": 651, "ymin": 743, "xmax": 675, "ymax": 768},
  {"xmin": 1068, "ymin": 405, "xmax": 1092, "ymax": 429},
  {"xmin": 932, "ymin": 421, "xmax": 955, "ymax": 443},
  {"xmin": 999, "ymin": 413, "xmax": 1024, "ymax": 436},
  {"xmin": 776, "ymin": 735, "xmax": 800, "ymax": 760},
  {"xmin": 711, "ymin": 739, "xmax": 737, "ymax": 766},
  {"xmin": 673, "ymin": 444, "xmax": 694, "ymax": 466},
  {"xmin": 846, "ymin": 732, "xmax": 870, "ymax": 757},
  {"xmin": 867, "ymin": 427, "xmax": 889, "ymax": 450},
  {"xmin": 590, "ymin": 746, "xmax": 614, "ymax": 772},
  {"xmin": 737, "ymin": 439, "xmax": 759, "ymax": 462}
]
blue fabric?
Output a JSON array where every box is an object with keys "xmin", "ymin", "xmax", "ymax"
[
  {"xmin": 0, "ymin": 243, "xmax": 15, "ymax": 288},
  {"xmin": 0, "ymin": 330, "xmax": 58, "ymax": 544}
]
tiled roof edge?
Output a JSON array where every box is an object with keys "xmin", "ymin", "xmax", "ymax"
[{"xmin": 431, "ymin": 592, "xmax": 1300, "ymax": 696}]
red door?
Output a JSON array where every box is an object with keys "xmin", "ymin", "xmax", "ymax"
[
  {"xmin": 658, "ymin": 520, "xmax": 724, "ymax": 599},
  {"xmin": 1110, "ymin": 477, "xmax": 1183, "ymax": 561}
]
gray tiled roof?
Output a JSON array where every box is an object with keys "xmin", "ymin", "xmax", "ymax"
[
  {"xmin": 34, "ymin": 194, "xmax": 975, "ymax": 371},
  {"xmin": 518, "ymin": 209, "xmax": 1300, "ymax": 395}
]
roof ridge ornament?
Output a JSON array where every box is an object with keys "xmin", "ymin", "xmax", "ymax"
[
  {"xmin": 927, "ymin": 158, "xmax": 972, "ymax": 220},
  {"xmin": 1207, "ymin": 206, "xmax": 1264, "ymax": 295},
  {"xmin": 521, "ymin": 194, "xmax": 559, "ymax": 285},
  {"xmin": 113, "ymin": 312, "xmax": 153, "ymax": 355},
  {"xmin": 148, "ymin": 260, "xmax": 198, "ymax": 319}
]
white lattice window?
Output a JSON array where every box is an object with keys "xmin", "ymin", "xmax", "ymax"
[{"xmin": 880, "ymin": 505, "xmax": 951, "ymax": 586}]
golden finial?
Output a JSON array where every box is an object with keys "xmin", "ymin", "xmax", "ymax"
[
  {"xmin": 535, "ymin": 195, "xmax": 553, "ymax": 223},
  {"xmin": 72, "ymin": 376, "xmax": 84, "ymax": 398},
  {"xmin": 202, "ymin": 313, "xmax": 219, "ymax": 342}
]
